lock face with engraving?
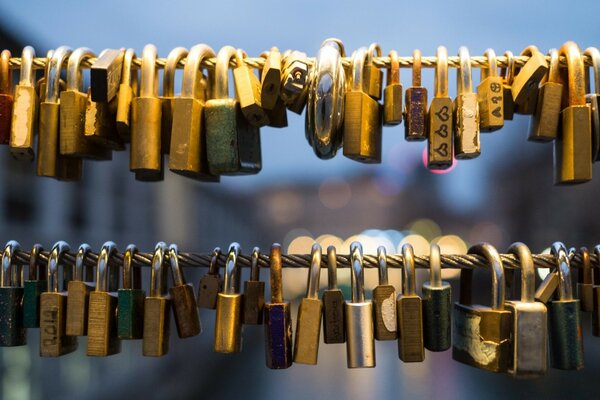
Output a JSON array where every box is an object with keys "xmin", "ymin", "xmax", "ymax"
[
  {"xmin": 372, "ymin": 246, "xmax": 397, "ymax": 341},
  {"xmin": 477, "ymin": 48, "xmax": 504, "ymax": 132},
  {"xmin": 428, "ymin": 46, "xmax": 453, "ymax": 170}
]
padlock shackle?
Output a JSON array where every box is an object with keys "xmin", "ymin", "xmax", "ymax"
[
  {"xmin": 140, "ymin": 44, "xmax": 159, "ymax": 98},
  {"xmin": 412, "ymin": 49, "xmax": 422, "ymax": 87},
  {"xmin": 45, "ymin": 46, "xmax": 72, "ymax": 103},
  {"xmin": 181, "ymin": 44, "xmax": 215, "ymax": 99},
  {"xmin": 19, "ymin": 46, "xmax": 36, "ymax": 87},
  {"xmin": 350, "ymin": 48, "xmax": 367, "ymax": 92},
  {"xmin": 349, "ymin": 241, "xmax": 365, "ymax": 303},
  {"xmin": 401, "ymin": 244, "xmax": 417, "ymax": 295},
  {"xmin": 28, "ymin": 243, "xmax": 44, "ymax": 281},
  {"xmin": 66, "ymin": 47, "xmax": 95, "ymax": 91},
  {"xmin": 580, "ymin": 247, "xmax": 592, "ymax": 285},
  {"xmin": 584, "ymin": 47, "xmax": 600, "ymax": 95},
  {"xmin": 214, "ymin": 46, "xmax": 237, "ymax": 100},
  {"xmin": 500, "ymin": 50, "xmax": 515, "ymax": 85},
  {"xmin": 366, "ymin": 43, "xmax": 381, "ymax": 83},
  {"xmin": 377, "ymin": 246, "xmax": 388, "ymax": 286},
  {"xmin": 559, "ymin": 41, "xmax": 586, "ymax": 106},
  {"xmin": 429, "ymin": 243, "xmax": 442, "ymax": 287},
  {"xmin": 326, "ymin": 245, "xmax": 337, "ymax": 290},
  {"xmin": 95, "ymin": 241, "xmax": 117, "ymax": 292},
  {"xmin": 457, "ymin": 46, "xmax": 472, "ymax": 95},
  {"xmin": 150, "ymin": 242, "xmax": 168, "ymax": 297},
  {"xmin": 467, "ymin": 243, "xmax": 505, "ymax": 310},
  {"xmin": 122, "ymin": 244, "xmax": 141, "ymax": 290},
  {"xmin": 168, "ymin": 243, "xmax": 187, "ymax": 287},
  {"xmin": 163, "ymin": 47, "xmax": 188, "ymax": 98},
  {"xmin": 47, "ymin": 241, "xmax": 71, "ymax": 293},
  {"xmin": 387, "ymin": 50, "xmax": 400, "ymax": 86},
  {"xmin": 121, "ymin": 48, "xmax": 137, "ymax": 87},
  {"xmin": 508, "ymin": 242, "xmax": 535, "ymax": 303},
  {"xmin": 269, "ymin": 243, "xmax": 283, "ymax": 303},
  {"xmin": 434, "ymin": 46, "xmax": 448, "ymax": 98},
  {"xmin": 480, "ymin": 48, "xmax": 498, "ymax": 81},
  {"xmin": 306, "ymin": 243, "xmax": 322, "ymax": 299},
  {"xmin": 74, "ymin": 243, "xmax": 92, "ymax": 282},
  {"xmin": 547, "ymin": 49, "xmax": 560, "ymax": 84},
  {"xmin": 250, "ymin": 247, "xmax": 260, "ymax": 282},
  {"xmin": 1, "ymin": 240, "xmax": 21, "ymax": 288},
  {"xmin": 208, "ymin": 247, "xmax": 221, "ymax": 275},
  {"xmin": 321, "ymin": 38, "xmax": 345, "ymax": 57},
  {"xmin": 552, "ymin": 242, "xmax": 573, "ymax": 301},
  {"xmin": 223, "ymin": 242, "xmax": 241, "ymax": 295},
  {"xmin": 0, "ymin": 50, "xmax": 12, "ymax": 95}
]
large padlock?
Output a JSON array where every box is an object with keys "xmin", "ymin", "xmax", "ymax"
[
  {"xmin": 512, "ymin": 45, "xmax": 548, "ymax": 113},
  {"xmin": 10, "ymin": 46, "xmax": 38, "ymax": 160},
  {"xmin": 116, "ymin": 48, "xmax": 138, "ymax": 141},
  {"xmin": 322, "ymin": 245, "xmax": 345, "ymax": 344},
  {"xmin": 214, "ymin": 243, "xmax": 244, "ymax": 353},
  {"xmin": 143, "ymin": 242, "xmax": 171, "ymax": 357},
  {"xmin": 117, "ymin": 244, "xmax": 145, "ymax": 340},
  {"xmin": 477, "ymin": 48, "xmax": 504, "ymax": 132},
  {"xmin": 0, "ymin": 241, "xmax": 26, "ymax": 346},
  {"xmin": 242, "ymin": 247, "xmax": 265, "ymax": 325},
  {"xmin": 205, "ymin": 46, "xmax": 262, "ymax": 175},
  {"xmin": 452, "ymin": 243, "xmax": 512, "ymax": 373},
  {"xmin": 168, "ymin": 243, "xmax": 201, "ymax": 338},
  {"xmin": 372, "ymin": 246, "xmax": 397, "ymax": 341},
  {"xmin": 0, "ymin": 50, "xmax": 13, "ymax": 144},
  {"xmin": 66, "ymin": 243, "xmax": 95, "ymax": 336},
  {"xmin": 584, "ymin": 47, "xmax": 600, "ymax": 161},
  {"xmin": 383, "ymin": 50, "xmax": 403, "ymax": 126},
  {"xmin": 529, "ymin": 48, "xmax": 563, "ymax": 142},
  {"xmin": 23, "ymin": 244, "xmax": 45, "ymax": 328},
  {"xmin": 428, "ymin": 46, "xmax": 453, "ymax": 170},
  {"xmin": 422, "ymin": 243, "xmax": 451, "ymax": 352},
  {"xmin": 397, "ymin": 244, "xmax": 424, "ymax": 362},
  {"xmin": 404, "ymin": 49, "xmax": 428, "ymax": 141},
  {"xmin": 454, "ymin": 46, "xmax": 480, "ymax": 159}
]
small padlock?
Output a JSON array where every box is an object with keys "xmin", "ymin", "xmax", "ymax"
[
  {"xmin": 23, "ymin": 244, "xmax": 45, "ymax": 328},
  {"xmin": 280, "ymin": 50, "xmax": 310, "ymax": 115},
  {"xmin": 477, "ymin": 48, "xmax": 504, "ymax": 132},
  {"xmin": 161, "ymin": 47, "xmax": 188, "ymax": 155},
  {"xmin": 547, "ymin": 242, "xmax": 584, "ymax": 370},
  {"xmin": 452, "ymin": 243, "xmax": 512, "ymax": 373},
  {"xmin": 427, "ymin": 46, "xmax": 453, "ymax": 170},
  {"xmin": 504, "ymin": 242, "xmax": 548, "ymax": 378},
  {"xmin": 233, "ymin": 49, "xmax": 269, "ymax": 127},
  {"xmin": 364, "ymin": 43, "xmax": 383, "ymax": 100},
  {"xmin": 592, "ymin": 245, "xmax": 600, "ymax": 336},
  {"xmin": 197, "ymin": 247, "xmax": 223, "ymax": 309},
  {"xmin": 528, "ymin": 48, "xmax": 563, "ymax": 142},
  {"xmin": 215, "ymin": 243, "xmax": 244, "ymax": 353},
  {"xmin": 260, "ymin": 47, "xmax": 281, "ymax": 110},
  {"xmin": 205, "ymin": 46, "xmax": 262, "ymax": 175},
  {"xmin": 293, "ymin": 243, "xmax": 323, "ymax": 365},
  {"xmin": 143, "ymin": 242, "xmax": 171, "ymax": 357},
  {"xmin": 404, "ymin": 49, "xmax": 428, "ymax": 141},
  {"xmin": 91, "ymin": 48, "xmax": 124, "ymax": 103},
  {"xmin": 322, "ymin": 245, "xmax": 345, "ymax": 344},
  {"xmin": 306, "ymin": 38, "xmax": 345, "ymax": 159},
  {"xmin": 40, "ymin": 241, "xmax": 78, "ymax": 357},
  {"xmin": 168, "ymin": 243, "xmax": 201, "ymax": 338},
  {"xmin": 66, "ymin": 243, "xmax": 95, "ymax": 336},
  {"xmin": 343, "ymin": 46, "xmax": 382, "ymax": 163},
  {"xmin": 0, "ymin": 241, "xmax": 26, "ymax": 346},
  {"xmin": 512, "ymin": 45, "xmax": 548, "ymax": 112},
  {"xmin": 372, "ymin": 246, "xmax": 397, "ymax": 341},
  {"xmin": 383, "ymin": 50, "xmax": 403, "ymax": 126},
  {"xmin": 116, "ymin": 48, "xmax": 138, "ymax": 141},
  {"xmin": 242, "ymin": 247, "xmax": 265, "ymax": 325},
  {"xmin": 345, "ymin": 242, "xmax": 375, "ymax": 368},
  {"xmin": 10, "ymin": 46, "xmax": 38, "ymax": 160},
  {"xmin": 555, "ymin": 41, "xmax": 592, "ymax": 185},
  {"xmin": 500, "ymin": 51, "xmax": 515, "ymax": 120},
  {"xmin": 454, "ymin": 46, "xmax": 480, "ymax": 159},
  {"xmin": 584, "ymin": 47, "xmax": 600, "ymax": 161},
  {"xmin": 87, "ymin": 242, "xmax": 121, "ymax": 356},
  {"xmin": 0, "ymin": 50, "xmax": 13, "ymax": 144},
  {"xmin": 422, "ymin": 243, "xmax": 451, "ymax": 352},
  {"xmin": 576, "ymin": 247, "xmax": 594, "ymax": 312},
  {"xmin": 117, "ymin": 244, "xmax": 145, "ymax": 340},
  {"xmin": 397, "ymin": 244, "xmax": 425, "ymax": 362},
  {"xmin": 264, "ymin": 243, "xmax": 293, "ymax": 369}
]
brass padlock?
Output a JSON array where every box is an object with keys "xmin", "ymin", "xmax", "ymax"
[
  {"xmin": 500, "ymin": 51, "xmax": 515, "ymax": 120},
  {"xmin": 428, "ymin": 46, "xmax": 453, "ymax": 170},
  {"xmin": 477, "ymin": 48, "xmax": 504, "ymax": 132},
  {"xmin": 10, "ymin": 46, "xmax": 38, "ymax": 160},
  {"xmin": 372, "ymin": 246, "xmax": 397, "ymax": 341},
  {"xmin": 454, "ymin": 46, "xmax": 480, "ymax": 159},
  {"xmin": 260, "ymin": 47, "xmax": 281, "ymax": 110},
  {"xmin": 322, "ymin": 245, "xmax": 345, "ymax": 344},
  {"xmin": 131, "ymin": 44, "xmax": 164, "ymax": 181},
  {"xmin": 233, "ymin": 49, "xmax": 269, "ymax": 127},
  {"xmin": 364, "ymin": 43, "xmax": 383, "ymax": 100},
  {"xmin": 383, "ymin": 50, "xmax": 403, "ymax": 126},
  {"xmin": 343, "ymin": 46, "xmax": 382, "ymax": 163},
  {"xmin": 529, "ymin": 48, "xmax": 563, "ymax": 142},
  {"xmin": 422, "ymin": 243, "xmax": 452, "ymax": 352},
  {"xmin": 512, "ymin": 45, "xmax": 548, "ymax": 111},
  {"xmin": 555, "ymin": 41, "xmax": 592, "ymax": 184},
  {"xmin": 405, "ymin": 49, "xmax": 428, "ymax": 141},
  {"xmin": 168, "ymin": 244, "xmax": 201, "ymax": 338},
  {"xmin": 161, "ymin": 47, "xmax": 188, "ymax": 155},
  {"xmin": 293, "ymin": 243, "xmax": 323, "ymax": 365},
  {"xmin": 66, "ymin": 243, "xmax": 95, "ymax": 336},
  {"xmin": 116, "ymin": 48, "xmax": 138, "ymax": 141},
  {"xmin": 40, "ymin": 241, "xmax": 78, "ymax": 357},
  {"xmin": 0, "ymin": 241, "xmax": 26, "ymax": 346},
  {"xmin": 280, "ymin": 50, "xmax": 310, "ymax": 114},
  {"xmin": 117, "ymin": 244, "xmax": 145, "ymax": 340},
  {"xmin": 242, "ymin": 247, "xmax": 265, "ymax": 325},
  {"xmin": 205, "ymin": 46, "xmax": 262, "ymax": 175},
  {"xmin": 168, "ymin": 44, "xmax": 219, "ymax": 181},
  {"xmin": 397, "ymin": 244, "xmax": 424, "ymax": 362},
  {"xmin": 452, "ymin": 243, "xmax": 512, "ymax": 373},
  {"xmin": 584, "ymin": 47, "xmax": 600, "ymax": 161},
  {"xmin": 143, "ymin": 242, "xmax": 171, "ymax": 357},
  {"xmin": 197, "ymin": 247, "xmax": 223, "ymax": 309},
  {"xmin": 23, "ymin": 244, "xmax": 45, "ymax": 328},
  {"xmin": 576, "ymin": 247, "xmax": 594, "ymax": 312},
  {"xmin": 306, "ymin": 38, "xmax": 345, "ymax": 159},
  {"xmin": 504, "ymin": 242, "xmax": 548, "ymax": 378},
  {"xmin": 0, "ymin": 50, "xmax": 13, "ymax": 144},
  {"xmin": 91, "ymin": 48, "xmax": 124, "ymax": 103},
  {"xmin": 215, "ymin": 243, "xmax": 244, "ymax": 353}
]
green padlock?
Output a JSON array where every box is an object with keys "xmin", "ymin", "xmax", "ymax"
[
  {"xmin": 23, "ymin": 244, "xmax": 46, "ymax": 328},
  {"xmin": 0, "ymin": 241, "xmax": 27, "ymax": 346},
  {"xmin": 118, "ymin": 244, "xmax": 145, "ymax": 340}
]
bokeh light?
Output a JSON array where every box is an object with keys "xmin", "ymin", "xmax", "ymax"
[
  {"xmin": 398, "ymin": 234, "xmax": 429, "ymax": 255},
  {"xmin": 318, "ymin": 177, "xmax": 352, "ymax": 209}
]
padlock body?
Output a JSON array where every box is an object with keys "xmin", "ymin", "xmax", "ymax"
[
  {"xmin": 117, "ymin": 288, "xmax": 145, "ymax": 339},
  {"xmin": 233, "ymin": 66, "xmax": 269, "ymax": 127},
  {"xmin": 343, "ymin": 91, "xmax": 382, "ymax": 163},
  {"xmin": 142, "ymin": 296, "xmax": 171, "ymax": 357},
  {"xmin": 383, "ymin": 83, "xmax": 403, "ymax": 126},
  {"xmin": 397, "ymin": 295, "xmax": 424, "ymax": 362},
  {"xmin": 170, "ymin": 283, "xmax": 201, "ymax": 338},
  {"xmin": 197, "ymin": 273, "xmax": 222, "ymax": 309},
  {"xmin": 529, "ymin": 82, "xmax": 563, "ymax": 141},
  {"xmin": 242, "ymin": 280, "xmax": 265, "ymax": 325},
  {"xmin": 0, "ymin": 93, "xmax": 14, "ymax": 144},
  {"xmin": 169, "ymin": 97, "xmax": 203, "ymax": 175},
  {"xmin": 365, "ymin": 65, "xmax": 383, "ymax": 100},
  {"xmin": 505, "ymin": 300, "xmax": 547, "ymax": 378},
  {"xmin": 85, "ymin": 96, "xmax": 122, "ymax": 150},
  {"xmin": 260, "ymin": 55, "xmax": 281, "ymax": 110},
  {"xmin": 40, "ymin": 292, "xmax": 78, "ymax": 357},
  {"xmin": 512, "ymin": 53, "xmax": 548, "ymax": 105},
  {"xmin": 477, "ymin": 76, "xmax": 504, "ymax": 132},
  {"xmin": 322, "ymin": 289, "xmax": 345, "ymax": 344},
  {"xmin": 372, "ymin": 284, "xmax": 397, "ymax": 341},
  {"xmin": 10, "ymin": 84, "xmax": 38, "ymax": 160},
  {"xmin": 23, "ymin": 279, "xmax": 46, "ymax": 328},
  {"xmin": 453, "ymin": 93, "xmax": 480, "ymax": 159},
  {"xmin": 422, "ymin": 281, "xmax": 452, "ymax": 352},
  {"xmin": 0, "ymin": 287, "xmax": 26, "ymax": 346},
  {"xmin": 131, "ymin": 96, "xmax": 163, "ymax": 176},
  {"xmin": 404, "ymin": 86, "xmax": 428, "ymax": 141},
  {"xmin": 264, "ymin": 302, "xmax": 292, "ymax": 369},
  {"xmin": 37, "ymin": 102, "xmax": 60, "ymax": 177},
  {"xmin": 66, "ymin": 280, "xmax": 94, "ymax": 336},
  {"xmin": 428, "ymin": 96, "xmax": 453, "ymax": 170},
  {"xmin": 116, "ymin": 83, "xmax": 133, "ymax": 141},
  {"xmin": 214, "ymin": 293, "xmax": 243, "ymax": 353},
  {"xmin": 345, "ymin": 301, "xmax": 375, "ymax": 368},
  {"xmin": 555, "ymin": 105, "xmax": 592, "ymax": 184},
  {"xmin": 548, "ymin": 300, "xmax": 584, "ymax": 370},
  {"xmin": 293, "ymin": 297, "xmax": 322, "ymax": 365},
  {"xmin": 87, "ymin": 292, "xmax": 120, "ymax": 356}
]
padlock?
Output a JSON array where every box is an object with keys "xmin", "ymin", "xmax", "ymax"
[
  {"xmin": 264, "ymin": 243, "xmax": 293, "ymax": 369},
  {"xmin": 500, "ymin": 51, "xmax": 515, "ymax": 120},
  {"xmin": 131, "ymin": 44, "xmax": 164, "ymax": 181},
  {"xmin": 169, "ymin": 44, "xmax": 219, "ymax": 181},
  {"xmin": 576, "ymin": 247, "xmax": 594, "ymax": 312},
  {"xmin": 322, "ymin": 245, "xmax": 345, "ymax": 344},
  {"xmin": 168, "ymin": 243, "xmax": 201, "ymax": 338},
  {"xmin": 215, "ymin": 243, "xmax": 244, "ymax": 353},
  {"xmin": 555, "ymin": 41, "xmax": 592, "ymax": 184},
  {"xmin": 452, "ymin": 243, "xmax": 512, "ymax": 373},
  {"xmin": 512, "ymin": 45, "xmax": 548, "ymax": 112},
  {"xmin": 477, "ymin": 48, "xmax": 504, "ymax": 132},
  {"xmin": 40, "ymin": 241, "xmax": 78, "ymax": 357},
  {"xmin": 116, "ymin": 48, "xmax": 138, "ymax": 141},
  {"xmin": 10, "ymin": 46, "xmax": 38, "ymax": 160},
  {"xmin": 584, "ymin": 47, "xmax": 600, "ymax": 161},
  {"xmin": 161, "ymin": 47, "xmax": 188, "ymax": 155},
  {"xmin": 397, "ymin": 244, "xmax": 425, "ymax": 362},
  {"xmin": 0, "ymin": 241, "xmax": 26, "ymax": 346},
  {"xmin": 143, "ymin": 242, "xmax": 171, "ymax": 357},
  {"xmin": 280, "ymin": 50, "xmax": 310, "ymax": 114},
  {"xmin": 66, "ymin": 243, "xmax": 95, "ymax": 336},
  {"xmin": 343, "ymin": 46, "xmax": 382, "ymax": 163},
  {"xmin": 23, "ymin": 244, "xmax": 45, "ymax": 328},
  {"xmin": 205, "ymin": 46, "xmax": 262, "ymax": 175},
  {"xmin": 528, "ymin": 48, "xmax": 563, "ymax": 142},
  {"xmin": 87, "ymin": 241, "xmax": 121, "ymax": 356},
  {"xmin": 0, "ymin": 50, "xmax": 13, "ymax": 144},
  {"xmin": 117, "ymin": 244, "xmax": 145, "ymax": 340},
  {"xmin": 233, "ymin": 49, "xmax": 269, "ymax": 127},
  {"xmin": 364, "ymin": 43, "xmax": 383, "ymax": 100},
  {"xmin": 84, "ymin": 77, "xmax": 123, "ymax": 152},
  {"xmin": 197, "ymin": 247, "xmax": 223, "ymax": 309},
  {"xmin": 547, "ymin": 242, "xmax": 584, "ymax": 370},
  {"xmin": 91, "ymin": 48, "xmax": 124, "ymax": 103},
  {"xmin": 306, "ymin": 38, "xmax": 345, "ymax": 159},
  {"xmin": 37, "ymin": 46, "xmax": 83, "ymax": 181},
  {"xmin": 265, "ymin": 96, "xmax": 288, "ymax": 128},
  {"xmin": 372, "ymin": 246, "xmax": 397, "ymax": 341},
  {"xmin": 405, "ymin": 49, "xmax": 428, "ymax": 141},
  {"xmin": 422, "ymin": 243, "xmax": 451, "ymax": 352},
  {"xmin": 454, "ymin": 46, "xmax": 480, "ymax": 159},
  {"xmin": 504, "ymin": 242, "xmax": 548, "ymax": 378},
  {"xmin": 242, "ymin": 247, "xmax": 265, "ymax": 325},
  {"xmin": 592, "ymin": 245, "xmax": 600, "ymax": 336},
  {"xmin": 345, "ymin": 242, "xmax": 375, "ymax": 368},
  {"xmin": 260, "ymin": 47, "xmax": 281, "ymax": 110},
  {"xmin": 293, "ymin": 243, "xmax": 323, "ymax": 365},
  {"xmin": 383, "ymin": 50, "xmax": 403, "ymax": 126},
  {"xmin": 428, "ymin": 46, "xmax": 453, "ymax": 170}
]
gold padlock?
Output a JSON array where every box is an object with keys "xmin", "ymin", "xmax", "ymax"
[
  {"xmin": 10, "ymin": 46, "xmax": 38, "ymax": 160},
  {"xmin": 214, "ymin": 243, "xmax": 244, "ymax": 353},
  {"xmin": 529, "ymin": 48, "xmax": 563, "ymax": 142},
  {"xmin": 65, "ymin": 244, "xmax": 95, "ymax": 336},
  {"xmin": 116, "ymin": 48, "xmax": 138, "ymax": 141},
  {"xmin": 233, "ymin": 50, "xmax": 269, "ymax": 127},
  {"xmin": 454, "ymin": 46, "xmax": 480, "ymax": 159},
  {"xmin": 364, "ymin": 43, "xmax": 383, "ymax": 100},
  {"xmin": 260, "ymin": 47, "xmax": 281, "ymax": 110},
  {"xmin": 477, "ymin": 49, "xmax": 504, "ymax": 132},
  {"xmin": 428, "ymin": 46, "xmax": 453, "ymax": 170},
  {"xmin": 143, "ymin": 242, "xmax": 171, "ymax": 357},
  {"xmin": 512, "ymin": 45, "xmax": 548, "ymax": 112},
  {"xmin": 500, "ymin": 51, "xmax": 516, "ymax": 121},
  {"xmin": 161, "ymin": 47, "xmax": 188, "ymax": 155},
  {"xmin": 383, "ymin": 50, "xmax": 403, "ymax": 126}
]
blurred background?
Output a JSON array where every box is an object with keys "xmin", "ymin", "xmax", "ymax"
[{"xmin": 1, "ymin": 0, "xmax": 600, "ymax": 398}]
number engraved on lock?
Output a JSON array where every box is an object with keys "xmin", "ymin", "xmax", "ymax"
[
  {"xmin": 435, "ymin": 106, "xmax": 450, "ymax": 122},
  {"xmin": 41, "ymin": 307, "xmax": 59, "ymax": 346}
]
